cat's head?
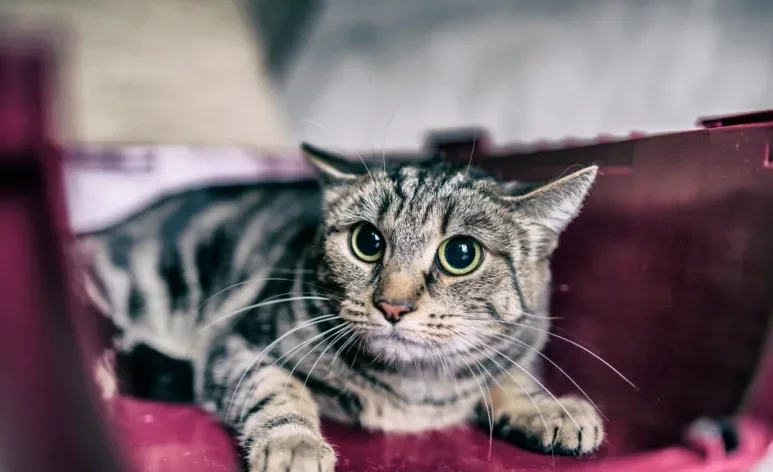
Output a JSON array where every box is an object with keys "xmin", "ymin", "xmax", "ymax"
[{"xmin": 304, "ymin": 143, "xmax": 597, "ymax": 364}]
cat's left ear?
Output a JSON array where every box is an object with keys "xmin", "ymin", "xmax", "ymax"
[
  {"xmin": 503, "ymin": 166, "xmax": 598, "ymax": 234},
  {"xmin": 302, "ymin": 142, "xmax": 365, "ymax": 183}
]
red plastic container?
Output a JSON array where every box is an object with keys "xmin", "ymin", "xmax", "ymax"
[
  {"xmin": 2, "ymin": 35, "xmax": 773, "ymax": 472},
  {"xmin": 0, "ymin": 34, "xmax": 129, "ymax": 472}
]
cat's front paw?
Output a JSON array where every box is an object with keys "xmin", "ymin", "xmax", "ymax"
[
  {"xmin": 248, "ymin": 433, "xmax": 336, "ymax": 472},
  {"xmin": 494, "ymin": 395, "xmax": 603, "ymax": 456}
]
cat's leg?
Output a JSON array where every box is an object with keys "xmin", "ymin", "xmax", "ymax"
[
  {"xmin": 201, "ymin": 339, "xmax": 336, "ymax": 472},
  {"xmin": 485, "ymin": 368, "xmax": 604, "ymax": 455}
]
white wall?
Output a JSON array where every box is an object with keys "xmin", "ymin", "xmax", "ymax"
[{"xmin": 282, "ymin": 0, "xmax": 773, "ymax": 151}]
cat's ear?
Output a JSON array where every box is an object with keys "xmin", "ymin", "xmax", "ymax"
[
  {"xmin": 302, "ymin": 142, "xmax": 364, "ymax": 182},
  {"xmin": 503, "ymin": 166, "xmax": 598, "ymax": 234}
]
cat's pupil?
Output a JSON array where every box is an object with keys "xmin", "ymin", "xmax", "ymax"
[
  {"xmin": 444, "ymin": 237, "xmax": 475, "ymax": 268},
  {"xmin": 356, "ymin": 224, "xmax": 383, "ymax": 256}
]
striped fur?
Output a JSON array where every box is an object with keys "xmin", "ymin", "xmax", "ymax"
[{"xmin": 79, "ymin": 145, "xmax": 601, "ymax": 471}]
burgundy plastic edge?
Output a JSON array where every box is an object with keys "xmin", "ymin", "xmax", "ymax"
[{"xmin": 697, "ymin": 109, "xmax": 773, "ymax": 129}]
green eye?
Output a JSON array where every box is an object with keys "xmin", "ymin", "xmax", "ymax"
[
  {"xmin": 437, "ymin": 236, "xmax": 482, "ymax": 275},
  {"xmin": 350, "ymin": 222, "xmax": 385, "ymax": 263}
]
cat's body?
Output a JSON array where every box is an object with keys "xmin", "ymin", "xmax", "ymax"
[{"xmin": 79, "ymin": 146, "xmax": 603, "ymax": 472}]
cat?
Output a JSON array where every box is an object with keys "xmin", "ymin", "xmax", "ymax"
[{"xmin": 78, "ymin": 143, "xmax": 603, "ymax": 472}]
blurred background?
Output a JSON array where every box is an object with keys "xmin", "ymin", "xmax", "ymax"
[{"xmin": 1, "ymin": 0, "xmax": 772, "ymax": 150}]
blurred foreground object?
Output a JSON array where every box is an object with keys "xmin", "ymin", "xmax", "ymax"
[
  {"xmin": 0, "ymin": 0, "xmax": 290, "ymax": 147},
  {"xmin": 0, "ymin": 32, "xmax": 129, "ymax": 472}
]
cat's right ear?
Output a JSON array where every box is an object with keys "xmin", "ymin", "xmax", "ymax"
[
  {"xmin": 302, "ymin": 142, "xmax": 367, "ymax": 207},
  {"xmin": 302, "ymin": 142, "xmax": 363, "ymax": 183}
]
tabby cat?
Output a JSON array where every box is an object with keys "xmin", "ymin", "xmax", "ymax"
[{"xmin": 79, "ymin": 144, "xmax": 603, "ymax": 472}]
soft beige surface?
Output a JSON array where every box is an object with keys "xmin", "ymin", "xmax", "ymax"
[{"xmin": 0, "ymin": 0, "xmax": 291, "ymax": 147}]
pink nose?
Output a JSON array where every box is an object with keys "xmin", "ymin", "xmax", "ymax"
[{"xmin": 377, "ymin": 301, "xmax": 414, "ymax": 323}]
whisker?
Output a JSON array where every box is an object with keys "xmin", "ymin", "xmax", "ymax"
[
  {"xmin": 458, "ymin": 349, "xmax": 494, "ymax": 458},
  {"xmin": 282, "ymin": 323, "xmax": 350, "ymax": 393},
  {"xmin": 445, "ymin": 347, "xmax": 461, "ymax": 392},
  {"xmin": 517, "ymin": 312, "xmax": 563, "ymax": 321},
  {"xmin": 280, "ymin": 288, "xmax": 345, "ymax": 306},
  {"xmin": 350, "ymin": 334, "xmax": 364, "ymax": 369},
  {"xmin": 198, "ymin": 279, "xmax": 267, "ymax": 311},
  {"xmin": 381, "ymin": 108, "xmax": 397, "ymax": 172},
  {"xmin": 224, "ymin": 314, "xmax": 341, "ymax": 421},
  {"xmin": 465, "ymin": 74, "xmax": 481, "ymax": 178},
  {"xmin": 232, "ymin": 291, "xmax": 322, "ymax": 312},
  {"xmin": 465, "ymin": 308, "xmax": 562, "ymax": 322},
  {"xmin": 302, "ymin": 325, "xmax": 355, "ymax": 393},
  {"xmin": 352, "ymin": 149, "xmax": 373, "ymax": 179},
  {"xmin": 431, "ymin": 341, "xmax": 456, "ymax": 386},
  {"xmin": 411, "ymin": 349, "xmax": 424, "ymax": 377},
  {"xmin": 276, "ymin": 323, "xmax": 349, "ymax": 374},
  {"xmin": 301, "ymin": 118, "xmax": 333, "ymax": 131},
  {"xmin": 463, "ymin": 349, "xmax": 497, "ymax": 430},
  {"xmin": 470, "ymin": 356, "xmax": 496, "ymax": 460},
  {"xmin": 199, "ymin": 296, "xmax": 330, "ymax": 332},
  {"xmin": 237, "ymin": 322, "xmax": 348, "ymax": 421},
  {"xmin": 468, "ymin": 332, "xmax": 579, "ymax": 429},
  {"xmin": 455, "ymin": 332, "xmax": 549, "ymax": 454},
  {"xmin": 328, "ymin": 329, "xmax": 361, "ymax": 369},
  {"xmin": 464, "ymin": 128, "xmax": 478, "ymax": 178},
  {"xmin": 270, "ymin": 267, "xmax": 315, "ymax": 274},
  {"xmin": 239, "ymin": 323, "xmax": 349, "ymax": 422},
  {"xmin": 470, "ymin": 316, "xmax": 637, "ymax": 390},
  {"xmin": 353, "ymin": 150, "xmax": 373, "ymax": 178},
  {"xmin": 486, "ymin": 329, "xmax": 607, "ymax": 420},
  {"xmin": 197, "ymin": 276, "xmax": 342, "ymax": 312}
]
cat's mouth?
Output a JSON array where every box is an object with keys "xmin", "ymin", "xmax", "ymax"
[
  {"xmin": 361, "ymin": 325, "xmax": 424, "ymax": 345},
  {"xmin": 385, "ymin": 330, "xmax": 426, "ymax": 346},
  {"xmin": 356, "ymin": 323, "xmax": 445, "ymax": 362},
  {"xmin": 363, "ymin": 332, "xmax": 433, "ymax": 363},
  {"xmin": 345, "ymin": 313, "xmax": 452, "ymax": 362}
]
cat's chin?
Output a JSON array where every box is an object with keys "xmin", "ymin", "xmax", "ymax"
[{"xmin": 362, "ymin": 331, "xmax": 442, "ymax": 364}]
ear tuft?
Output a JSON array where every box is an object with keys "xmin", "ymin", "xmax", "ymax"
[
  {"xmin": 504, "ymin": 166, "xmax": 598, "ymax": 234},
  {"xmin": 302, "ymin": 142, "xmax": 361, "ymax": 181}
]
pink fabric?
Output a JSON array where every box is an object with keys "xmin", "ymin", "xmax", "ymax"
[
  {"xmin": 113, "ymin": 398, "xmax": 238, "ymax": 472},
  {"xmin": 112, "ymin": 400, "xmax": 772, "ymax": 472}
]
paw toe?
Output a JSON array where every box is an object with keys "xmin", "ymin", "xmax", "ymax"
[
  {"xmin": 249, "ymin": 435, "xmax": 336, "ymax": 472},
  {"xmin": 495, "ymin": 396, "xmax": 604, "ymax": 456}
]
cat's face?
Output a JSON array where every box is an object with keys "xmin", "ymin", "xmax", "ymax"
[{"xmin": 305, "ymin": 144, "xmax": 596, "ymax": 365}]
